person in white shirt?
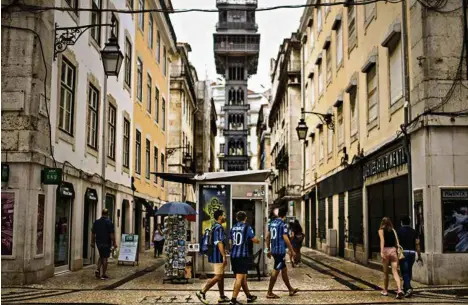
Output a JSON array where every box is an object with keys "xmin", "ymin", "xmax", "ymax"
[{"xmin": 153, "ymin": 224, "xmax": 165, "ymax": 258}]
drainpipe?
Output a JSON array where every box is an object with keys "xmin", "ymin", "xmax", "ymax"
[
  {"xmin": 401, "ymin": 0, "xmax": 413, "ymax": 222},
  {"xmin": 301, "ymin": 34, "xmax": 307, "ymax": 211}
]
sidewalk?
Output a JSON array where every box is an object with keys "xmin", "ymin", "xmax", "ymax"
[{"xmin": 3, "ymin": 251, "xmax": 164, "ymax": 290}]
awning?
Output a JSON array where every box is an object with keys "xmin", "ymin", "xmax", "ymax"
[
  {"xmin": 194, "ymin": 170, "xmax": 271, "ymax": 183},
  {"xmin": 85, "ymin": 188, "xmax": 98, "ymax": 202},
  {"xmin": 58, "ymin": 182, "xmax": 75, "ymax": 198},
  {"xmin": 135, "ymin": 197, "xmax": 153, "ymax": 214},
  {"xmin": 151, "ymin": 172, "xmax": 196, "ymax": 185}
]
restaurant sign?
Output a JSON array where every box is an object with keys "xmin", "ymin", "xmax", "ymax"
[{"xmin": 363, "ymin": 146, "xmax": 407, "ymax": 179}]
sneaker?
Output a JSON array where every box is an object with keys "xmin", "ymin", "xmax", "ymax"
[
  {"xmin": 218, "ymin": 296, "xmax": 230, "ymax": 303},
  {"xmin": 405, "ymin": 289, "xmax": 413, "ymax": 298},
  {"xmin": 395, "ymin": 291, "xmax": 404, "ymax": 299},
  {"xmin": 196, "ymin": 291, "xmax": 209, "ymax": 305},
  {"xmin": 247, "ymin": 295, "xmax": 258, "ymax": 303},
  {"xmin": 100, "ymin": 275, "xmax": 109, "ymax": 280},
  {"xmin": 229, "ymin": 300, "xmax": 243, "ymax": 305}
]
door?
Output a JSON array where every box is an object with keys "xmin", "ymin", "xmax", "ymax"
[
  {"xmin": 311, "ymin": 193, "xmax": 317, "ymax": 248},
  {"xmin": 54, "ymin": 198, "xmax": 72, "ymax": 272},
  {"xmin": 305, "ymin": 198, "xmax": 310, "ymax": 248},
  {"xmin": 338, "ymin": 193, "xmax": 345, "ymax": 257},
  {"xmin": 121, "ymin": 200, "xmax": 128, "ymax": 234},
  {"xmin": 83, "ymin": 199, "xmax": 96, "ymax": 265}
]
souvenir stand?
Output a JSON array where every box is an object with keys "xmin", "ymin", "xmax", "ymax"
[{"xmin": 155, "ymin": 202, "xmax": 196, "ymax": 284}]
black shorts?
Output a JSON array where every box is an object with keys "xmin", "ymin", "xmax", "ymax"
[
  {"xmin": 231, "ymin": 257, "xmax": 250, "ymax": 274},
  {"xmin": 272, "ymin": 254, "xmax": 286, "ymax": 270},
  {"xmin": 97, "ymin": 244, "xmax": 111, "ymax": 259}
]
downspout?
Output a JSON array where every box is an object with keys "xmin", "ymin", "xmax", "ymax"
[{"xmin": 401, "ymin": 0, "xmax": 413, "ymax": 221}]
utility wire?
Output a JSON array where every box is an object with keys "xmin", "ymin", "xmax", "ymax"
[{"xmin": 3, "ymin": 0, "xmax": 404, "ymax": 15}]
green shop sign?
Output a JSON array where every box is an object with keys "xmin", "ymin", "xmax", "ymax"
[
  {"xmin": 1, "ymin": 164, "xmax": 10, "ymax": 182},
  {"xmin": 41, "ymin": 168, "xmax": 62, "ymax": 185}
]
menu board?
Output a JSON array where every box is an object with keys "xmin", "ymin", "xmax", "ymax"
[
  {"xmin": 2, "ymin": 192, "xmax": 15, "ymax": 256},
  {"xmin": 118, "ymin": 234, "xmax": 139, "ymax": 262}
]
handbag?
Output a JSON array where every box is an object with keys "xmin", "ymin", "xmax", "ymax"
[{"xmin": 392, "ymin": 229, "xmax": 405, "ymax": 260}]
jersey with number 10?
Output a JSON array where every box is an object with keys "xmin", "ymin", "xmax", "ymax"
[
  {"xmin": 229, "ymin": 222, "xmax": 254, "ymax": 258},
  {"xmin": 269, "ymin": 218, "xmax": 288, "ymax": 255}
]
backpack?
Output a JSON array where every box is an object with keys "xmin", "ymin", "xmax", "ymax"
[{"xmin": 200, "ymin": 224, "xmax": 216, "ymax": 255}]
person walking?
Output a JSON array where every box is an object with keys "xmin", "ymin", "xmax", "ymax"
[
  {"xmin": 153, "ymin": 224, "xmax": 165, "ymax": 258},
  {"xmin": 397, "ymin": 216, "xmax": 422, "ymax": 297},
  {"xmin": 196, "ymin": 210, "xmax": 230, "ymax": 304},
  {"xmin": 91, "ymin": 209, "xmax": 117, "ymax": 280},
  {"xmin": 290, "ymin": 220, "xmax": 304, "ymax": 267},
  {"xmin": 229, "ymin": 211, "xmax": 260, "ymax": 305},
  {"xmin": 378, "ymin": 217, "xmax": 403, "ymax": 299},
  {"xmin": 265, "ymin": 207, "xmax": 299, "ymax": 299}
]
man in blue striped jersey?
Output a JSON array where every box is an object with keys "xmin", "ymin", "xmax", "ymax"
[
  {"xmin": 265, "ymin": 207, "xmax": 299, "ymax": 299},
  {"xmin": 196, "ymin": 210, "xmax": 230, "ymax": 304},
  {"xmin": 228, "ymin": 211, "xmax": 260, "ymax": 305}
]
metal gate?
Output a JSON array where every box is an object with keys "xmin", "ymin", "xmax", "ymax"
[
  {"xmin": 305, "ymin": 198, "xmax": 310, "ymax": 248},
  {"xmin": 318, "ymin": 198, "xmax": 326, "ymax": 241},
  {"xmin": 338, "ymin": 193, "xmax": 345, "ymax": 257},
  {"xmin": 348, "ymin": 188, "xmax": 363, "ymax": 245}
]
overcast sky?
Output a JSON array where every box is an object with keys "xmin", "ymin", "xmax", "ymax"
[{"xmin": 170, "ymin": 0, "xmax": 305, "ymax": 92}]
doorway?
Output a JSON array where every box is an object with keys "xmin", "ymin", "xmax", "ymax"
[
  {"xmin": 121, "ymin": 200, "xmax": 129, "ymax": 234},
  {"xmin": 338, "ymin": 193, "xmax": 345, "ymax": 257},
  {"xmin": 83, "ymin": 189, "xmax": 97, "ymax": 266},
  {"xmin": 310, "ymin": 193, "xmax": 317, "ymax": 249},
  {"xmin": 232, "ymin": 199, "xmax": 256, "ymax": 228},
  {"xmin": 54, "ymin": 200, "xmax": 72, "ymax": 272}
]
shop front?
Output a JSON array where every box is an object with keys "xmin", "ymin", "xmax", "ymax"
[
  {"xmin": 362, "ymin": 141, "xmax": 409, "ymax": 261},
  {"xmin": 83, "ymin": 188, "xmax": 98, "ymax": 266},
  {"xmin": 55, "ymin": 182, "xmax": 75, "ymax": 273}
]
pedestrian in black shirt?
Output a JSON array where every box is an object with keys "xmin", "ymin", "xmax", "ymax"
[
  {"xmin": 91, "ymin": 209, "xmax": 117, "ymax": 280},
  {"xmin": 397, "ymin": 216, "xmax": 422, "ymax": 297}
]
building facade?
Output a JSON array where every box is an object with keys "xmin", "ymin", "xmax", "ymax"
[
  {"xmin": 131, "ymin": 0, "xmax": 177, "ymax": 251},
  {"xmin": 213, "ymin": 0, "xmax": 260, "ymax": 171},
  {"xmin": 167, "ymin": 43, "xmax": 197, "ymax": 202},
  {"xmin": 269, "ymin": 34, "xmax": 303, "ymax": 217},
  {"xmin": 256, "ymin": 103, "xmax": 272, "ymax": 171},
  {"xmin": 297, "ymin": 0, "xmax": 468, "ymax": 284},
  {"xmin": 1, "ymin": 0, "xmax": 135, "ymax": 283}
]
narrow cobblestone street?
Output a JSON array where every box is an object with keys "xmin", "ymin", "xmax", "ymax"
[{"xmin": 2, "ymin": 250, "xmax": 467, "ymax": 305}]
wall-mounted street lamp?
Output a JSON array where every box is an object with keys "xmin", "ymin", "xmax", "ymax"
[
  {"xmin": 100, "ymin": 27, "xmax": 124, "ymax": 77},
  {"xmin": 296, "ymin": 107, "xmax": 334, "ymax": 141},
  {"xmin": 166, "ymin": 146, "xmax": 193, "ymax": 169}
]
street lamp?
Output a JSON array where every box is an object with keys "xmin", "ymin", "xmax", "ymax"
[
  {"xmin": 100, "ymin": 16, "xmax": 124, "ymax": 77},
  {"xmin": 296, "ymin": 107, "xmax": 334, "ymax": 141},
  {"xmin": 182, "ymin": 153, "xmax": 193, "ymax": 169}
]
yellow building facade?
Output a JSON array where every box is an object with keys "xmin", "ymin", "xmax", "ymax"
[{"xmin": 131, "ymin": 0, "xmax": 177, "ymax": 249}]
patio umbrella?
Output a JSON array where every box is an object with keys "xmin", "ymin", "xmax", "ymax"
[{"xmin": 155, "ymin": 201, "xmax": 197, "ymax": 216}]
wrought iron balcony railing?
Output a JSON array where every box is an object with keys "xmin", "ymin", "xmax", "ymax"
[
  {"xmin": 216, "ymin": 22, "xmax": 258, "ymax": 31},
  {"xmin": 216, "ymin": 0, "xmax": 257, "ymax": 5},
  {"xmin": 214, "ymin": 42, "xmax": 260, "ymax": 53},
  {"xmin": 221, "ymin": 104, "xmax": 250, "ymax": 111}
]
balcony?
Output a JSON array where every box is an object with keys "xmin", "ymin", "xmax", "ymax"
[
  {"xmin": 221, "ymin": 154, "xmax": 249, "ymax": 161},
  {"xmin": 223, "ymin": 129, "xmax": 248, "ymax": 137},
  {"xmin": 216, "ymin": 0, "xmax": 257, "ymax": 5},
  {"xmin": 221, "ymin": 104, "xmax": 250, "ymax": 112},
  {"xmin": 216, "ymin": 22, "xmax": 258, "ymax": 32},
  {"xmin": 214, "ymin": 42, "xmax": 260, "ymax": 54},
  {"xmin": 287, "ymin": 60, "xmax": 301, "ymax": 74}
]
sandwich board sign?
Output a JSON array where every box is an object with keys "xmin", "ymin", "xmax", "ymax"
[{"xmin": 118, "ymin": 234, "xmax": 139, "ymax": 265}]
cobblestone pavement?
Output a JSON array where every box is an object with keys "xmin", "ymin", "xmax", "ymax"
[{"xmin": 2, "ymin": 250, "xmax": 467, "ymax": 305}]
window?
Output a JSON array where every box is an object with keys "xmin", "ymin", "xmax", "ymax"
[
  {"xmin": 145, "ymin": 139, "xmax": 151, "ymax": 179},
  {"xmin": 155, "ymin": 86, "xmax": 160, "ymax": 123},
  {"xmin": 336, "ymin": 24, "xmax": 343, "ymax": 67},
  {"xmin": 319, "ymin": 131, "xmax": 324, "ymax": 160},
  {"xmin": 163, "ymin": 46, "xmax": 167, "ymax": 76},
  {"xmin": 138, "ymin": 0, "xmax": 144, "ymax": 30},
  {"xmin": 124, "ymin": 38, "xmax": 132, "ymax": 88},
  {"xmin": 162, "ymin": 97, "xmax": 166, "ymax": 130},
  {"xmin": 137, "ymin": 58, "xmax": 143, "ymax": 101},
  {"xmin": 90, "ymin": 0, "xmax": 101, "ymax": 44},
  {"xmin": 367, "ymin": 65, "xmax": 378, "ymax": 123},
  {"xmin": 337, "ymin": 105, "xmax": 344, "ymax": 147},
  {"xmin": 311, "ymin": 139, "xmax": 316, "ymax": 166},
  {"xmin": 349, "ymin": 86, "xmax": 358, "ymax": 137},
  {"xmin": 327, "ymin": 127, "xmax": 333, "ymax": 155},
  {"xmin": 365, "ymin": 2, "xmax": 376, "ymax": 24},
  {"xmin": 161, "ymin": 153, "xmax": 165, "ymax": 187},
  {"xmin": 108, "ymin": 104, "xmax": 116, "ymax": 160},
  {"xmin": 324, "ymin": 0, "xmax": 330, "ymax": 14},
  {"xmin": 153, "ymin": 147, "xmax": 158, "ymax": 183},
  {"xmin": 87, "ymin": 84, "xmax": 99, "ymax": 149},
  {"xmin": 317, "ymin": 7, "xmax": 322, "ymax": 33},
  {"xmin": 156, "ymin": 31, "xmax": 161, "ymax": 63},
  {"xmin": 309, "ymin": 26, "xmax": 315, "ymax": 51},
  {"xmin": 310, "ymin": 77, "xmax": 316, "ymax": 108},
  {"xmin": 135, "ymin": 130, "xmax": 141, "ymax": 174},
  {"xmin": 389, "ymin": 40, "xmax": 403, "ymax": 105},
  {"xmin": 326, "ymin": 49, "xmax": 332, "ymax": 83},
  {"xmin": 59, "ymin": 58, "xmax": 76, "ymax": 135},
  {"xmin": 148, "ymin": 14, "xmax": 154, "ymax": 48},
  {"xmin": 123, "ymin": 118, "xmax": 130, "ymax": 168},
  {"xmin": 318, "ymin": 64, "xmax": 323, "ymax": 95},
  {"xmin": 348, "ymin": 6, "xmax": 357, "ymax": 50},
  {"xmin": 147, "ymin": 74, "xmax": 152, "ymax": 113}
]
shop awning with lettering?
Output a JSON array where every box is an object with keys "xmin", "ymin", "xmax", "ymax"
[
  {"xmin": 85, "ymin": 188, "xmax": 98, "ymax": 202},
  {"xmin": 58, "ymin": 182, "xmax": 75, "ymax": 198}
]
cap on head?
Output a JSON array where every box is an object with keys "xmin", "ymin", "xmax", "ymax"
[{"xmin": 214, "ymin": 209, "xmax": 224, "ymax": 221}]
